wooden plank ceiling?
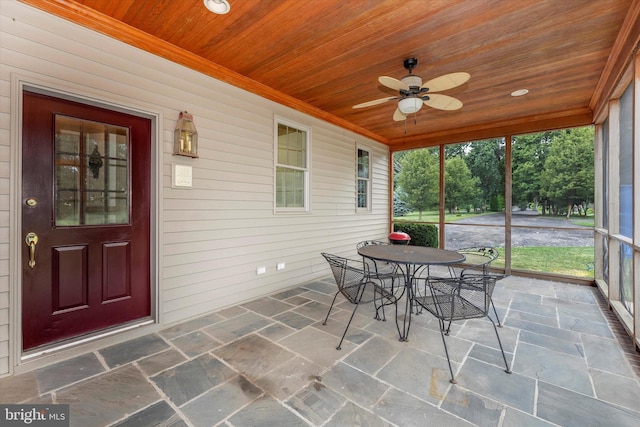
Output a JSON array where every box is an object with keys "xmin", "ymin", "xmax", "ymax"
[{"xmin": 20, "ymin": 0, "xmax": 639, "ymax": 150}]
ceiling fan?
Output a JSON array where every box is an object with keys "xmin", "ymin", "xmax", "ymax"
[{"xmin": 353, "ymin": 58, "xmax": 470, "ymax": 121}]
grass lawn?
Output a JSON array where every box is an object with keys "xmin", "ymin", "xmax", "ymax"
[
  {"xmin": 492, "ymin": 246, "xmax": 594, "ymax": 278},
  {"xmin": 395, "ymin": 211, "xmax": 492, "ymax": 223}
]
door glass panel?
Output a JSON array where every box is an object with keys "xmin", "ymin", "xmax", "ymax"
[{"xmin": 55, "ymin": 115, "xmax": 129, "ymax": 226}]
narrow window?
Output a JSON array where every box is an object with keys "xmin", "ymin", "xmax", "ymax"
[
  {"xmin": 357, "ymin": 147, "xmax": 371, "ymax": 210},
  {"xmin": 275, "ymin": 119, "xmax": 309, "ymax": 211}
]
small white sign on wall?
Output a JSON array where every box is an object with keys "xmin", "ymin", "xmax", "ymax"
[{"xmin": 172, "ymin": 163, "xmax": 193, "ymax": 188}]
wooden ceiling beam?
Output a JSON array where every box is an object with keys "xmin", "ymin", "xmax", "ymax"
[{"xmin": 389, "ymin": 107, "xmax": 593, "ymax": 152}]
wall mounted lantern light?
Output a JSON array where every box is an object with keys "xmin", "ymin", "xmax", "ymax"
[{"xmin": 174, "ymin": 111, "xmax": 198, "ymax": 157}]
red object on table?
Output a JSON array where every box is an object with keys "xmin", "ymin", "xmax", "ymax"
[{"xmin": 388, "ymin": 231, "xmax": 411, "ymax": 245}]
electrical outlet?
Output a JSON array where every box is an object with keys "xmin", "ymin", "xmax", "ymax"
[
  {"xmin": 256, "ymin": 266, "xmax": 266, "ymax": 275},
  {"xmin": 277, "ymin": 262, "xmax": 285, "ymax": 271}
]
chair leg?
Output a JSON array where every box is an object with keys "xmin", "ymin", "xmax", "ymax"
[
  {"xmin": 489, "ymin": 317, "xmax": 512, "ymax": 374},
  {"xmin": 489, "ymin": 298, "xmax": 502, "ymax": 327},
  {"xmin": 322, "ymin": 291, "xmax": 340, "ymax": 326},
  {"xmin": 337, "ymin": 302, "xmax": 361, "ymax": 350},
  {"xmin": 437, "ymin": 318, "xmax": 457, "ymax": 384}
]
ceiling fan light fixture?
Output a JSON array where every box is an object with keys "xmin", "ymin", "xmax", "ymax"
[
  {"xmin": 204, "ymin": 0, "xmax": 230, "ymax": 14},
  {"xmin": 398, "ymin": 97, "xmax": 423, "ymax": 114}
]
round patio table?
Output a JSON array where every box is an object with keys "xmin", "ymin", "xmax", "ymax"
[{"xmin": 357, "ymin": 245, "xmax": 465, "ymax": 341}]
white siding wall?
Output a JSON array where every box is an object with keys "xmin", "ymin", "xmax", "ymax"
[{"xmin": 0, "ymin": 1, "xmax": 391, "ymax": 375}]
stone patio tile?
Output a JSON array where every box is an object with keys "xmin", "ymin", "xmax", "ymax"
[
  {"xmin": 137, "ymin": 349, "xmax": 187, "ymax": 376},
  {"xmin": 455, "ymin": 358, "xmax": 535, "ymax": 413},
  {"xmin": 285, "ymin": 381, "xmax": 345, "ymax": 425},
  {"xmin": 456, "ymin": 319, "xmax": 518, "ymax": 354},
  {"xmin": 559, "ymin": 314, "xmax": 613, "ymax": 338},
  {"xmin": 150, "ymin": 353, "xmax": 236, "ymax": 406},
  {"xmin": 171, "ymin": 330, "xmax": 221, "ymax": 358},
  {"xmin": 241, "ymin": 296, "xmax": 294, "ymax": 317},
  {"xmin": 181, "ymin": 376, "xmax": 262, "ymax": 427},
  {"xmin": 230, "ymin": 396, "xmax": 309, "ymax": 427},
  {"xmin": 56, "ymin": 365, "xmax": 160, "ymax": 427},
  {"xmin": 99, "ymin": 334, "xmax": 169, "ymax": 368},
  {"xmin": 216, "ymin": 305, "xmax": 247, "ymax": 319},
  {"xmin": 537, "ymin": 381, "xmax": 640, "ymax": 427},
  {"xmin": 255, "ymin": 356, "xmax": 323, "ymax": 401},
  {"xmin": 590, "ymin": 368, "xmax": 640, "ymax": 412},
  {"xmin": 502, "ymin": 407, "xmax": 557, "ymax": 427},
  {"xmin": 513, "ymin": 291, "xmax": 544, "ymax": 304},
  {"xmin": 374, "ymin": 387, "xmax": 473, "ymax": 427},
  {"xmin": 312, "ymin": 319, "xmax": 373, "ymax": 346},
  {"xmin": 441, "ymin": 386, "xmax": 503, "ymax": 426},
  {"xmin": 257, "ymin": 322, "xmax": 297, "ymax": 341},
  {"xmin": 467, "ymin": 343, "xmax": 514, "ymax": 369},
  {"xmin": 506, "ymin": 309, "xmax": 558, "ymax": 326},
  {"xmin": 113, "ymin": 400, "xmax": 186, "ymax": 427},
  {"xmin": 0, "ymin": 371, "xmax": 39, "ymax": 403},
  {"xmin": 581, "ymin": 333, "xmax": 634, "ymax": 376},
  {"xmin": 403, "ymin": 323, "xmax": 473, "ymax": 364},
  {"xmin": 509, "ymin": 300, "xmax": 557, "ymax": 318},
  {"xmin": 279, "ymin": 327, "xmax": 356, "ymax": 368},
  {"xmin": 293, "ymin": 300, "xmax": 332, "ymax": 321},
  {"xmin": 35, "ymin": 352, "xmax": 105, "ymax": 393},
  {"xmin": 343, "ymin": 336, "xmax": 403, "ymax": 375},
  {"xmin": 299, "ymin": 290, "xmax": 337, "ymax": 306},
  {"xmin": 377, "ymin": 346, "xmax": 456, "ymax": 404},
  {"xmin": 322, "ymin": 362, "xmax": 390, "ymax": 408},
  {"xmin": 203, "ymin": 311, "xmax": 272, "ymax": 343},
  {"xmin": 214, "ymin": 334, "xmax": 296, "ymax": 380},
  {"xmin": 159, "ymin": 313, "xmax": 224, "ymax": 339},
  {"xmin": 301, "ymin": 280, "xmax": 336, "ymax": 295},
  {"xmin": 326, "ymin": 401, "xmax": 391, "ymax": 427},
  {"xmin": 504, "ymin": 317, "xmax": 581, "ymax": 342},
  {"xmin": 553, "ymin": 286, "xmax": 598, "ymax": 304},
  {"xmin": 274, "ymin": 310, "xmax": 316, "ymax": 330},
  {"xmin": 283, "ymin": 295, "xmax": 313, "ymax": 306},
  {"xmin": 547, "ymin": 300, "xmax": 606, "ymax": 323},
  {"xmin": 271, "ymin": 287, "xmax": 307, "ymax": 300},
  {"xmin": 519, "ymin": 330, "xmax": 584, "ymax": 357},
  {"xmin": 514, "ymin": 342, "xmax": 593, "ymax": 395}
]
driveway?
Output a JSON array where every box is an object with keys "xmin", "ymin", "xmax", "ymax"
[{"xmin": 443, "ymin": 211, "xmax": 594, "ymax": 249}]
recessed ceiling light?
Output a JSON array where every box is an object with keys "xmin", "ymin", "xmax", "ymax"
[
  {"xmin": 204, "ymin": 0, "xmax": 230, "ymax": 14},
  {"xmin": 511, "ymin": 89, "xmax": 529, "ymax": 97}
]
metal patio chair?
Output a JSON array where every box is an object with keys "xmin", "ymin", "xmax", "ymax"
[
  {"xmin": 356, "ymin": 240, "xmax": 406, "ymax": 317},
  {"xmin": 413, "ymin": 275, "xmax": 512, "ymax": 384},
  {"xmin": 448, "ymin": 246, "xmax": 503, "ymax": 326},
  {"xmin": 321, "ymin": 252, "xmax": 400, "ymax": 349},
  {"xmin": 448, "ymin": 246, "xmax": 500, "ymax": 277}
]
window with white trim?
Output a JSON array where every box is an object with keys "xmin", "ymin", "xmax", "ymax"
[
  {"xmin": 275, "ymin": 119, "xmax": 309, "ymax": 211},
  {"xmin": 357, "ymin": 146, "xmax": 371, "ymax": 210}
]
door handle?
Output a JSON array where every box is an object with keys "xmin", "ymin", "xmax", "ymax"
[{"xmin": 25, "ymin": 232, "xmax": 38, "ymax": 268}]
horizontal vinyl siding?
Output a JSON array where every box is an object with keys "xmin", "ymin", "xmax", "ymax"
[{"xmin": 0, "ymin": 0, "xmax": 391, "ymax": 373}]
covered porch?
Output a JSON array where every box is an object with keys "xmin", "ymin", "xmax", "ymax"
[{"xmin": 3, "ymin": 273, "xmax": 639, "ymax": 426}]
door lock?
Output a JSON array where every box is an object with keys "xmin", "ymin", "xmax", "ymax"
[{"xmin": 25, "ymin": 232, "xmax": 38, "ymax": 268}]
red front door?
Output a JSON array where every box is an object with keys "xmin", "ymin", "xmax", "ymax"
[{"xmin": 21, "ymin": 91, "xmax": 152, "ymax": 351}]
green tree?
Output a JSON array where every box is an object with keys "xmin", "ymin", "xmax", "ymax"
[
  {"xmin": 396, "ymin": 149, "xmax": 439, "ymax": 220},
  {"xmin": 512, "ymin": 132, "xmax": 557, "ymax": 212},
  {"xmin": 465, "ymin": 139, "xmax": 505, "ymax": 211},
  {"xmin": 540, "ymin": 127, "xmax": 594, "ymax": 217},
  {"xmin": 445, "ymin": 156, "xmax": 481, "ymax": 213}
]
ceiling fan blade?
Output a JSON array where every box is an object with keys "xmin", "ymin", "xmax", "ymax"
[
  {"xmin": 353, "ymin": 97, "xmax": 396, "ymax": 109},
  {"xmin": 393, "ymin": 108, "xmax": 407, "ymax": 121},
  {"xmin": 379, "ymin": 76, "xmax": 410, "ymax": 91},
  {"xmin": 423, "ymin": 94, "xmax": 463, "ymax": 110},
  {"xmin": 421, "ymin": 72, "xmax": 470, "ymax": 92}
]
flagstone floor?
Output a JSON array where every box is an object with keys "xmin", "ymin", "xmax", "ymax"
[{"xmin": 2, "ymin": 273, "xmax": 640, "ymax": 426}]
